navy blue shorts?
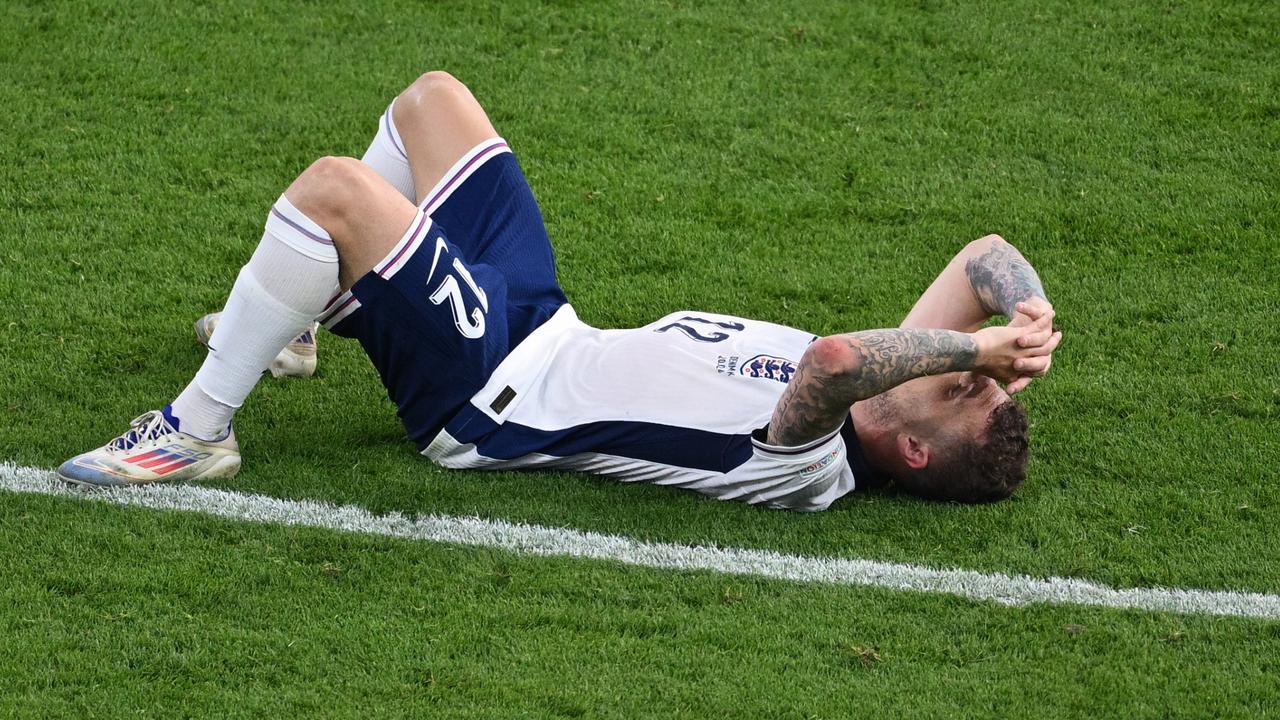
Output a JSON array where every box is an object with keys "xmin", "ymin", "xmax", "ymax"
[{"xmin": 320, "ymin": 140, "xmax": 567, "ymax": 448}]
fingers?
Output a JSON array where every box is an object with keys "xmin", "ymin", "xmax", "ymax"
[
  {"xmin": 1013, "ymin": 354, "xmax": 1053, "ymax": 376},
  {"xmin": 1013, "ymin": 302, "xmax": 1042, "ymax": 320},
  {"xmin": 1015, "ymin": 299, "xmax": 1053, "ymax": 320},
  {"xmin": 1009, "ymin": 299, "xmax": 1054, "ymax": 334},
  {"xmin": 1018, "ymin": 324, "xmax": 1053, "ymax": 348},
  {"xmin": 975, "ymin": 317, "xmax": 1060, "ymax": 386},
  {"xmin": 1006, "ymin": 328, "xmax": 1061, "ymax": 392},
  {"xmin": 1006, "ymin": 377, "xmax": 1033, "ymax": 394},
  {"xmin": 1022, "ymin": 331, "xmax": 1062, "ymax": 357},
  {"xmin": 1004, "ymin": 303, "xmax": 1058, "ymax": 393},
  {"xmin": 1007, "ymin": 311, "xmax": 1033, "ymax": 328},
  {"xmin": 1016, "ymin": 312, "xmax": 1054, "ymax": 346}
]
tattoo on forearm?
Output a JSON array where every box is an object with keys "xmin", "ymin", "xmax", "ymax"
[
  {"xmin": 964, "ymin": 239, "xmax": 1047, "ymax": 317},
  {"xmin": 767, "ymin": 329, "xmax": 978, "ymax": 446}
]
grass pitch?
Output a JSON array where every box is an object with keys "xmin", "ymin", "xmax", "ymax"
[{"xmin": 2, "ymin": 0, "xmax": 1278, "ymax": 716}]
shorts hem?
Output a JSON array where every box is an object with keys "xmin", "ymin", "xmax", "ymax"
[
  {"xmin": 419, "ymin": 138, "xmax": 512, "ymax": 215},
  {"xmin": 317, "ymin": 212, "xmax": 433, "ymax": 330}
]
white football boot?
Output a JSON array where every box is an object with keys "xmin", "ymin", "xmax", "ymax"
[
  {"xmin": 57, "ymin": 408, "xmax": 241, "ymax": 487},
  {"xmin": 195, "ymin": 312, "xmax": 318, "ymax": 378}
]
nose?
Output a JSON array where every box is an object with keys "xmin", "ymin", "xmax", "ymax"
[
  {"xmin": 948, "ymin": 373, "xmax": 975, "ymax": 399},
  {"xmin": 961, "ymin": 373, "xmax": 995, "ymax": 398}
]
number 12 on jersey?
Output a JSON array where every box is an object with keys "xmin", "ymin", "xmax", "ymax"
[{"xmin": 655, "ymin": 316, "xmax": 745, "ymax": 343}]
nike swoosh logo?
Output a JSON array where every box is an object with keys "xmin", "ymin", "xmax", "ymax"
[{"xmin": 426, "ymin": 235, "xmax": 449, "ymax": 279}]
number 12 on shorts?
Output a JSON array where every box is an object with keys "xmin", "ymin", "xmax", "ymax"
[{"xmin": 429, "ymin": 255, "xmax": 490, "ymax": 339}]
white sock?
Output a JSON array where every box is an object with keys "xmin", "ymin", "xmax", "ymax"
[
  {"xmin": 169, "ymin": 385, "xmax": 233, "ymax": 441},
  {"xmin": 171, "ymin": 196, "xmax": 339, "ymax": 439},
  {"xmin": 360, "ymin": 99, "xmax": 416, "ymax": 202}
]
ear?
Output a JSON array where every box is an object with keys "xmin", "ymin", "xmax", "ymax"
[{"xmin": 896, "ymin": 433, "xmax": 930, "ymax": 470}]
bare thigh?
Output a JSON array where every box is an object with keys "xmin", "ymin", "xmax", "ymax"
[{"xmin": 391, "ymin": 71, "xmax": 500, "ymax": 205}]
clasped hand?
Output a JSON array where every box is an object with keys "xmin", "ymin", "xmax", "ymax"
[{"xmin": 972, "ymin": 298, "xmax": 1061, "ymax": 394}]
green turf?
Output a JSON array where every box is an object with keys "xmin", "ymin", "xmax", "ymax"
[
  {"xmin": 2, "ymin": 0, "xmax": 1278, "ymax": 715},
  {"xmin": 5, "ymin": 492, "xmax": 1280, "ymax": 719}
]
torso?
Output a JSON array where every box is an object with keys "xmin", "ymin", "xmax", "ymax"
[{"xmin": 425, "ymin": 305, "xmax": 863, "ymax": 511}]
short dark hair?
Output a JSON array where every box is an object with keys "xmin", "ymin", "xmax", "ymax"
[{"xmin": 895, "ymin": 400, "xmax": 1030, "ymax": 503}]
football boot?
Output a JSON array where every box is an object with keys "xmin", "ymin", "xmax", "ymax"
[
  {"xmin": 195, "ymin": 312, "xmax": 318, "ymax": 378},
  {"xmin": 57, "ymin": 407, "xmax": 240, "ymax": 487}
]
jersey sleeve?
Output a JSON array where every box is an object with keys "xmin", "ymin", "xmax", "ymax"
[{"xmin": 741, "ymin": 425, "xmax": 858, "ymax": 511}]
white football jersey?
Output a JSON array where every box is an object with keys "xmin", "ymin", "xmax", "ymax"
[{"xmin": 425, "ymin": 304, "xmax": 866, "ymax": 511}]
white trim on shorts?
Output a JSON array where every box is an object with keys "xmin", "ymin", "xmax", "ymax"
[
  {"xmin": 318, "ymin": 291, "xmax": 361, "ymax": 330},
  {"xmin": 374, "ymin": 211, "xmax": 432, "ymax": 280},
  {"xmin": 418, "ymin": 138, "xmax": 512, "ymax": 215}
]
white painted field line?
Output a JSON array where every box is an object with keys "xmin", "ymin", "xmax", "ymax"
[{"xmin": 4, "ymin": 463, "xmax": 1278, "ymax": 620}]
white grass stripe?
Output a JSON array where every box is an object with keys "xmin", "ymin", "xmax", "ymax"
[{"xmin": 4, "ymin": 462, "xmax": 1278, "ymax": 620}]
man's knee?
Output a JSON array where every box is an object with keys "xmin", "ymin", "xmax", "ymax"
[
  {"xmin": 285, "ymin": 156, "xmax": 371, "ymax": 231},
  {"xmin": 394, "ymin": 71, "xmax": 474, "ymax": 127}
]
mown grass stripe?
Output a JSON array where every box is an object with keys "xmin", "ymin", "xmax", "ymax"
[{"xmin": 4, "ymin": 462, "xmax": 1277, "ymax": 620}]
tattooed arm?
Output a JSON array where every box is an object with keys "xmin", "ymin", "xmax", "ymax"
[
  {"xmin": 766, "ymin": 318, "xmax": 1054, "ymax": 446},
  {"xmin": 962, "ymin": 236, "xmax": 1057, "ymax": 393},
  {"xmin": 898, "ymin": 234, "xmax": 1057, "ymax": 394},
  {"xmin": 900, "ymin": 234, "xmax": 1050, "ymax": 332},
  {"xmin": 963, "ymin": 237, "xmax": 1048, "ymax": 318}
]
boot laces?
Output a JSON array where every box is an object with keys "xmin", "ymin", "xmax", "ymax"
[{"xmin": 107, "ymin": 411, "xmax": 177, "ymax": 452}]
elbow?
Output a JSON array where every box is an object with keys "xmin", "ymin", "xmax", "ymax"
[
  {"xmin": 965, "ymin": 233, "xmax": 1009, "ymax": 256},
  {"xmin": 804, "ymin": 336, "xmax": 859, "ymax": 378}
]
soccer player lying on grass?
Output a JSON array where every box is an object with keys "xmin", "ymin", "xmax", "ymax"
[{"xmin": 59, "ymin": 72, "xmax": 1060, "ymax": 509}]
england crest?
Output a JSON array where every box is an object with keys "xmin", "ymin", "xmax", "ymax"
[{"xmin": 740, "ymin": 354, "xmax": 797, "ymax": 383}]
